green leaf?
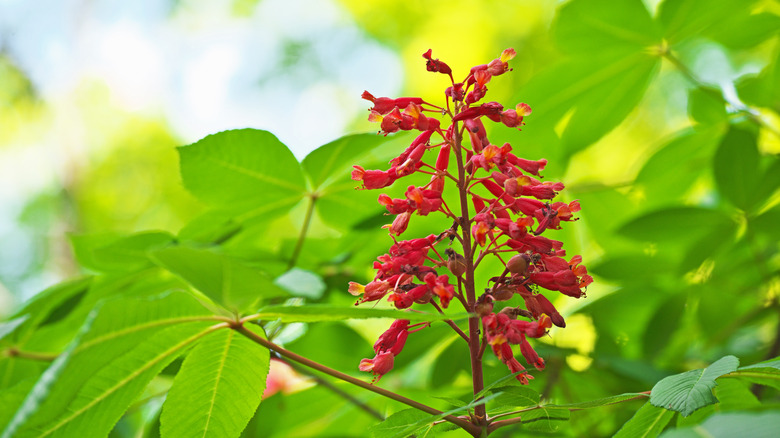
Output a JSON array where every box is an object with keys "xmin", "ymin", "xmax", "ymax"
[
  {"xmin": 178, "ymin": 129, "xmax": 306, "ymax": 218},
  {"xmin": 305, "ymin": 133, "xmax": 413, "ymax": 229},
  {"xmin": 753, "ymin": 205, "xmax": 780, "ymax": 240},
  {"xmin": 737, "ymin": 47, "xmax": 780, "ymax": 112},
  {"xmin": 369, "ymin": 409, "xmax": 432, "ymax": 438},
  {"xmin": 650, "ymin": 355, "xmax": 739, "ymax": 416},
  {"xmin": 659, "ymin": 411, "xmax": 780, "ymax": 438},
  {"xmin": 634, "ymin": 127, "xmax": 723, "ymax": 207},
  {"xmin": 642, "ymin": 293, "xmax": 687, "ymax": 358},
  {"xmin": 273, "ymin": 268, "xmax": 326, "ymax": 300},
  {"xmin": 7, "ymin": 277, "xmax": 93, "ymax": 337},
  {"xmin": 302, "ymin": 132, "xmax": 392, "ymax": 190},
  {"xmin": 725, "ymin": 357, "xmax": 780, "ymax": 390},
  {"xmin": 431, "ymin": 339, "xmax": 469, "ymax": 388},
  {"xmin": 740, "ymin": 357, "xmax": 780, "ymax": 371},
  {"xmin": 177, "ymin": 211, "xmax": 243, "ymax": 245},
  {"xmin": 518, "ymin": 51, "xmax": 661, "ymax": 157},
  {"xmin": 688, "ymin": 87, "xmax": 727, "ymax": 125},
  {"xmin": 519, "ymin": 407, "xmax": 571, "ymax": 433},
  {"xmin": 550, "ymin": 392, "xmax": 647, "ymax": 410},
  {"xmin": 2, "ymin": 292, "xmax": 217, "ymax": 438},
  {"xmin": 713, "ymin": 126, "xmax": 761, "ymax": 211},
  {"xmin": 0, "ymin": 315, "xmax": 29, "ymax": 342},
  {"xmin": 71, "ymin": 232, "xmax": 175, "ymax": 273},
  {"xmin": 0, "ymin": 380, "xmax": 36, "ymax": 431},
  {"xmin": 151, "ymin": 246, "xmax": 287, "ymax": 312},
  {"xmin": 487, "ymin": 386, "xmax": 540, "ymax": 411},
  {"xmin": 553, "ymin": 0, "xmax": 661, "ymax": 55},
  {"xmin": 253, "ymin": 304, "xmax": 468, "ymax": 323},
  {"xmin": 545, "ymin": 0, "xmax": 661, "ymax": 156},
  {"xmin": 591, "ymin": 253, "xmax": 675, "ymax": 283},
  {"xmin": 618, "ymin": 207, "xmax": 732, "ymax": 243},
  {"xmin": 476, "ymin": 372, "xmax": 533, "ymax": 400},
  {"xmin": 614, "ymin": 401, "xmax": 675, "ymax": 438},
  {"xmin": 160, "ymin": 325, "xmax": 269, "ymax": 438},
  {"xmin": 658, "ymin": 0, "xmax": 757, "ymax": 45}
]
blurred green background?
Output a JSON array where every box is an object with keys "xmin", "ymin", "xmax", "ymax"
[{"xmin": 1, "ymin": 0, "xmax": 780, "ymax": 436}]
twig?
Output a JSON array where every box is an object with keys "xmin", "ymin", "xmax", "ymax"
[{"xmin": 232, "ymin": 322, "xmax": 480, "ymax": 435}]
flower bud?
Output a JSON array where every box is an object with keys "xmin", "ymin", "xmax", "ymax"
[
  {"xmin": 475, "ymin": 294, "xmax": 494, "ymax": 317},
  {"xmin": 506, "ymin": 255, "xmax": 528, "ymax": 275},
  {"xmin": 499, "ymin": 306, "xmax": 520, "ymax": 319},
  {"xmin": 445, "ymin": 248, "xmax": 467, "ymax": 277},
  {"xmin": 491, "ymin": 285, "xmax": 515, "ymax": 301}
]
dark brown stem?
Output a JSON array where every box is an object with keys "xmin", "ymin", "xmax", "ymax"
[
  {"xmin": 232, "ymin": 322, "xmax": 480, "ymax": 435},
  {"xmin": 430, "ymin": 301, "xmax": 470, "ymax": 343},
  {"xmin": 451, "ymin": 124, "xmax": 487, "ymax": 433}
]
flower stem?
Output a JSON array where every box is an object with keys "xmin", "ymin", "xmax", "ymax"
[
  {"xmin": 430, "ymin": 300, "xmax": 470, "ymax": 343},
  {"xmin": 232, "ymin": 322, "xmax": 480, "ymax": 435},
  {"xmin": 451, "ymin": 124, "xmax": 487, "ymax": 430}
]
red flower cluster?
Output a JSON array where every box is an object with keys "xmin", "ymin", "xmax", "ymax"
[
  {"xmin": 350, "ymin": 49, "xmax": 591, "ymax": 384},
  {"xmin": 358, "ymin": 319, "xmax": 429, "ymax": 381}
]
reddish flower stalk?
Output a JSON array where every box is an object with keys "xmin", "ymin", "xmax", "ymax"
[{"xmin": 350, "ymin": 48, "xmax": 591, "ymax": 430}]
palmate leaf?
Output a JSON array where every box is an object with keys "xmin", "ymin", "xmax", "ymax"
[
  {"xmin": 514, "ymin": 50, "xmax": 661, "ymax": 159},
  {"xmin": 614, "ymin": 401, "xmax": 675, "ymax": 438},
  {"xmin": 2, "ymin": 292, "xmax": 220, "ymax": 438},
  {"xmin": 160, "ymin": 325, "xmax": 269, "ymax": 438},
  {"xmin": 178, "ymin": 129, "xmax": 306, "ymax": 220},
  {"xmin": 508, "ymin": 0, "xmax": 662, "ymax": 159},
  {"xmin": 650, "ymin": 355, "xmax": 739, "ymax": 417}
]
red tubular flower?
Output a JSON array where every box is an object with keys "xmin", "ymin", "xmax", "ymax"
[
  {"xmin": 506, "ymin": 154, "xmax": 546, "ymax": 175},
  {"xmin": 384, "ymin": 211, "xmax": 411, "ymax": 236},
  {"xmin": 520, "ymin": 339, "xmax": 545, "ymax": 370},
  {"xmin": 422, "ymin": 49, "xmax": 453, "ymax": 81},
  {"xmin": 446, "ymin": 82, "xmax": 465, "ymax": 101},
  {"xmin": 351, "ymin": 166, "xmax": 399, "ymax": 190},
  {"xmin": 362, "ymin": 91, "xmax": 424, "ymax": 114},
  {"xmin": 452, "ymin": 101, "xmax": 504, "ymax": 122},
  {"xmin": 348, "ymin": 279, "xmax": 392, "ymax": 304},
  {"xmin": 373, "ymin": 319, "xmax": 410, "ymax": 354},
  {"xmin": 359, "ymin": 351, "xmax": 395, "ymax": 381},
  {"xmin": 424, "ymin": 272, "xmax": 455, "ymax": 308}
]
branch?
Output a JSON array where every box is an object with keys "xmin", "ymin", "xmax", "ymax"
[
  {"xmin": 232, "ymin": 322, "xmax": 480, "ymax": 435},
  {"xmin": 2, "ymin": 347, "xmax": 58, "ymax": 361}
]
